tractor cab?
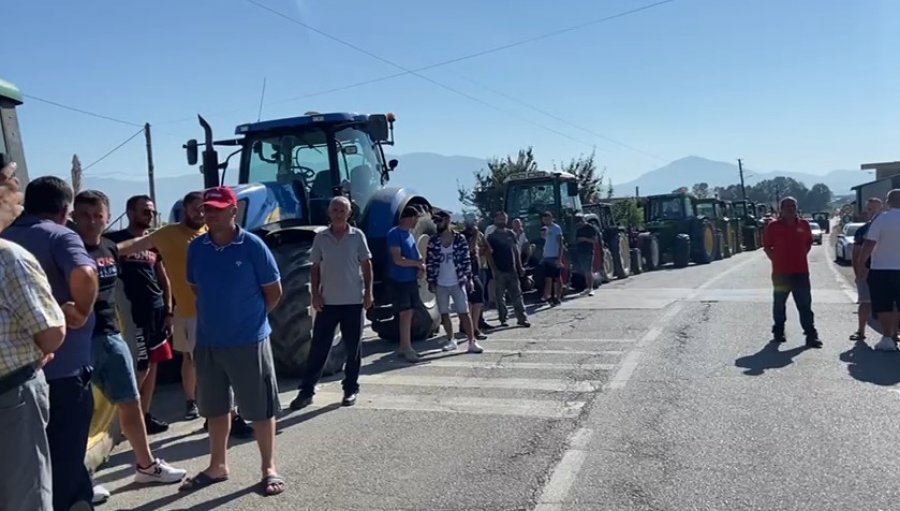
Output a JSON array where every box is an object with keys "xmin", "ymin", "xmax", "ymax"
[
  {"xmin": 644, "ymin": 192, "xmax": 693, "ymax": 223},
  {"xmin": 502, "ymin": 170, "xmax": 584, "ymax": 255},
  {"xmin": 180, "ymin": 112, "xmax": 397, "ymax": 233},
  {"xmin": 812, "ymin": 211, "xmax": 831, "ymax": 233}
]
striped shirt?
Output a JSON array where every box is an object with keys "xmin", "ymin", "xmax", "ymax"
[{"xmin": 0, "ymin": 239, "xmax": 65, "ymax": 377}]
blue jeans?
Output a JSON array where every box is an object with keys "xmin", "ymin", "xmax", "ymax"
[
  {"xmin": 772, "ymin": 273, "xmax": 817, "ymax": 339},
  {"xmin": 47, "ymin": 369, "xmax": 94, "ymax": 511},
  {"xmin": 92, "ymin": 333, "xmax": 140, "ymax": 404}
]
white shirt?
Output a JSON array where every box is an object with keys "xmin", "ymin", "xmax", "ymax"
[
  {"xmin": 437, "ymin": 244, "xmax": 458, "ymax": 286},
  {"xmin": 865, "ymin": 208, "xmax": 900, "ymax": 270}
]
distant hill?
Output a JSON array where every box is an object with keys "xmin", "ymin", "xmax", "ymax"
[
  {"xmin": 77, "ymin": 153, "xmax": 865, "ymax": 225},
  {"xmin": 611, "ymin": 156, "xmax": 862, "ymax": 197}
]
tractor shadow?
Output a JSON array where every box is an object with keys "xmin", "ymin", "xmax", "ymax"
[{"xmin": 734, "ymin": 342, "xmax": 810, "ymax": 376}]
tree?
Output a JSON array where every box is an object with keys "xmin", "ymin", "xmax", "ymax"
[
  {"xmin": 804, "ymin": 183, "xmax": 833, "ymax": 212},
  {"xmin": 612, "ymin": 199, "xmax": 643, "ymax": 229},
  {"xmin": 691, "ymin": 182, "xmax": 710, "ymax": 199},
  {"xmin": 457, "ymin": 147, "xmax": 538, "ymax": 217},
  {"xmin": 557, "ymin": 150, "xmax": 604, "ymax": 204}
]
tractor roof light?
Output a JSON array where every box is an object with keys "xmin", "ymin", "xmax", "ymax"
[{"xmin": 386, "ymin": 112, "xmax": 396, "ymax": 122}]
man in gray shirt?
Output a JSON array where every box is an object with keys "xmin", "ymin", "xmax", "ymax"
[{"xmin": 290, "ymin": 196, "xmax": 373, "ymax": 410}]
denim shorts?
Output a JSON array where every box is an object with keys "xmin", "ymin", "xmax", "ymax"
[{"xmin": 91, "ymin": 333, "xmax": 140, "ymax": 404}]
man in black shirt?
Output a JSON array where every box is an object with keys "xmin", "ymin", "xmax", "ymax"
[
  {"xmin": 574, "ymin": 214, "xmax": 600, "ymax": 297},
  {"xmin": 486, "ymin": 211, "xmax": 530, "ymax": 328},
  {"xmin": 73, "ymin": 191, "xmax": 186, "ymax": 501},
  {"xmin": 851, "ymin": 197, "xmax": 884, "ymax": 341},
  {"xmin": 105, "ymin": 195, "xmax": 172, "ymax": 434}
]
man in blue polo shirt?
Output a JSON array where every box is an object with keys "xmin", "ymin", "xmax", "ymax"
[
  {"xmin": 388, "ymin": 206, "xmax": 427, "ymax": 363},
  {"xmin": 181, "ymin": 186, "xmax": 286, "ymax": 497}
]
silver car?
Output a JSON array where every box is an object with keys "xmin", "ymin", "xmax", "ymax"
[{"xmin": 834, "ymin": 222, "xmax": 865, "ymax": 264}]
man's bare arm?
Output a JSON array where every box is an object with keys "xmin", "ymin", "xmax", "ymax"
[
  {"xmin": 34, "ymin": 326, "xmax": 66, "ymax": 355},
  {"xmin": 311, "ymin": 262, "xmax": 322, "ymax": 299},
  {"xmin": 390, "ymin": 246, "xmax": 424, "ymax": 268},
  {"xmin": 262, "ymin": 282, "xmax": 283, "ymax": 312},
  {"xmin": 67, "ymin": 266, "xmax": 98, "ymax": 328},
  {"xmin": 117, "ymin": 234, "xmax": 156, "ymax": 256},
  {"xmin": 855, "ymin": 240, "xmax": 876, "ymax": 275},
  {"xmin": 155, "ymin": 259, "xmax": 173, "ymax": 313},
  {"xmin": 362, "ymin": 259, "xmax": 373, "ymax": 296}
]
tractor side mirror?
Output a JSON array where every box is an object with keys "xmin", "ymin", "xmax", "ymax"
[
  {"xmin": 185, "ymin": 140, "xmax": 199, "ymax": 166},
  {"xmin": 388, "ymin": 159, "xmax": 399, "ymax": 171},
  {"xmin": 368, "ymin": 114, "xmax": 390, "ymax": 142},
  {"xmin": 566, "ymin": 181, "xmax": 579, "ymax": 197}
]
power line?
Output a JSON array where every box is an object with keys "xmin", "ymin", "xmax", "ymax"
[
  {"xmin": 83, "ymin": 127, "xmax": 145, "ymax": 172},
  {"xmin": 23, "ymin": 94, "xmax": 144, "ymax": 128},
  {"xmin": 240, "ymin": 0, "xmax": 671, "ymax": 153}
]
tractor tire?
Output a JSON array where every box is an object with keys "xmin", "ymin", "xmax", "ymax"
[
  {"xmin": 639, "ymin": 233, "xmax": 661, "ymax": 271},
  {"xmin": 690, "ymin": 219, "xmax": 716, "ymax": 265},
  {"xmin": 673, "ymin": 234, "xmax": 691, "ymax": 268},
  {"xmin": 743, "ymin": 227, "xmax": 758, "ymax": 251},
  {"xmin": 268, "ymin": 241, "xmax": 346, "ymax": 378},
  {"xmin": 629, "ymin": 247, "xmax": 643, "ymax": 275},
  {"xmin": 600, "ymin": 247, "xmax": 614, "ymax": 283},
  {"xmin": 610, "ymin": 232, "xmax": 631, "ymax": 279},
  {"xmin": 372, "ymin": 214, "xmax": 440, "ymax": 342},
  {"xmin": 722, "ymin": 231, "xmax": 732, "ymax": 259},
  {"xmin": 714, "ymin": 231, "xmax": 725, "ymax": 261},
  {"xmin": 731, "ymin": 224, "xmax": 743, "ymax": 254}
]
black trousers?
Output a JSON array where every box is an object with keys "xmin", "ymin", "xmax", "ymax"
[
  {"xmin": 772, "ymin": 273, "xmax": 817, "ymax": 339},
  {"xmin": 299, "ymin": 304, "xmax": 364, "ymax": 397},
  {"xmin": 47, "ymin": 369, "xmax": 94, "ymax": 511}
]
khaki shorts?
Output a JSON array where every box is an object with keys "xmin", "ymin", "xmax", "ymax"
[{"xmin": 172, "ymin": 315, "xmax": 198, "ymax": 354}]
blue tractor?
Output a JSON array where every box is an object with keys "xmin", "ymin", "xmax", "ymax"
[{"xmin": 173, "ymin": 112, "xmax": 440, "ymax": 376}]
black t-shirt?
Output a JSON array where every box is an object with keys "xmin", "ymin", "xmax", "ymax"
[
  {"xmin": 854, "ymin": 222, "xmax": 872, "ymax": 269},
  {"xmin": 487, "ymin": 229, "xmax": 519, "ymax": 273},
  {"xmin": 576, "ymin": 223, "xmax": 599, "ymax": 254},
  {"xmin": 104, "ymin": 229, "xmax": 164, "ymax": 312},
  {"xmin": 86, "ymin": 238, "xmax": 120, "ymax": 335}
]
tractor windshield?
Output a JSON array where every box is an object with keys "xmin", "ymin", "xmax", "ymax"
[
  {"xmin": 734, "ymin": 202, "xmax": 747, "ymax": 217},
  {"xmin": 696, "ymin": 202, "xmax": 717, "ymax": 219},
  {"xmin": 245, "ymin": 125, "xmax": 383, "ymax": 211},
  {"xmin": 506, "ymin": 180, "xmax": 557, "ymax": 218},
  {"xmin": 647, "ymin": 196, "xmax": 689, "ymax": 221}
]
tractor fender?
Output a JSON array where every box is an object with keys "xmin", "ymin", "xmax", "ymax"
[
  {"xmin": 360, "ymin": 186, "xmax": 432, "ymax": 269},
  {"xmin": 258, "ymin": 224, "xmax": 324, "ymax": 248}
]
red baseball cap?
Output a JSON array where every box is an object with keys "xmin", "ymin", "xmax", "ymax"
[{"xmin": 202, "ymin": 186, "xmax": 237, "ymax": 209}]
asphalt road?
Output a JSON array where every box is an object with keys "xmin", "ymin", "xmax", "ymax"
[{"xmin": 93, "ymin": 237, "xmax": 896, "ymax": 511}]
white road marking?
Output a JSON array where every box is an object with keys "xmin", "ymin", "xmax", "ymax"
[
  {"xmin": 534, "ymin": 427, "xmax": 592, "ymax": 511},
  {"xmin": 319, "ymin": 374, "xmax": 604, "ymax": 392},
  {"xmin": 414, "ymin": 360, "xmax": 615, "ymax": 371},
  {"xmin": 482, "ymin": 349, "xmax": 625, "ymax": 356},
  {"xmin": 824, "ymin": 238, "xmax": 859, "ymax": 303},
  {"xmin": 283, "ymin": 391, "xmax": 586, "ymax": 419},
  {"xmin": 481, "ymin": 337, "xmax": 638, "ymax": 344}
]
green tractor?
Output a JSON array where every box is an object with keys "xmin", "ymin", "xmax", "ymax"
[
  {"xmin": 694, "ymin": 198, "xmax": 741, "ymax": 259},
  {"xmin": 0, "ymin": 79, "xmax": 28, "ymax": 182},
  {"xmin": 812, "ymin": 211, "xmax": 831, "ymax": 234},
  {"xmin": 732, "ymin": 200, "xmax": 763, "ymax": 251},
  {"xmin": 582, "ymin": 201, "xmax": 645, "ymax": 277},
  {"xmin": 502, "ymin": 170, "xmax": 613, "ymax": 293},
  {"xmin": 640, "ymin": 190, "xmax": 716, "ymax": 268}
]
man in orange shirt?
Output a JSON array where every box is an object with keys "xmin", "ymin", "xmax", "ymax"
[{"xmin": 762, "ymin": 196, "xmax": 822, "ymax": 348}]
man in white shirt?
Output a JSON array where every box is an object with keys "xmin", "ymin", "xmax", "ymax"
[{"xmin": 856, "ymin": 189, "xmax": 900, "ymax": 351}]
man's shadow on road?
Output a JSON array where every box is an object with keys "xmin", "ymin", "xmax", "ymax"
[
  {"xmin": 734, "ymin": 342, "xmax": 810, "ymax": 376},
  {"xmin": 839, "ymin": 341, "xmax": 900, "ymax": 386}
]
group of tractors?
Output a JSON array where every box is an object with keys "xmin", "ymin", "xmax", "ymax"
[{"xmin": 496, "ymin": 172, "xmax": 776, "ymax": 295}]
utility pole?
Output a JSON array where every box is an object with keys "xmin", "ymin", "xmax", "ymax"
[
  {"xmin": 144, "ymin": 123, "xmax": 157, "ymax": 225},
  {"xmin": 737, "ymin": 158, "xmax": 747, "ymax": 201}
]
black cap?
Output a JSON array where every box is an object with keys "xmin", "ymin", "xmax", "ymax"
[{"xmin": 400, "ymin": 206, "xmax": 419, "ymax": 219}]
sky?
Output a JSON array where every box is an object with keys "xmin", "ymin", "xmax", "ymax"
[{"xmin": 4, "ymin": 0, "xmax": 899, "ymax": 189}]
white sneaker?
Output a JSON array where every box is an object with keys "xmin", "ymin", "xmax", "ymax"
[
  {"xmin": 92, "ymin": 484, "xmax": 110, "ymax": 505},
  {"xmin": 134, "ymin": 458, "xmax": 187, "ymax": 484},
  {"xmin": 441, "ymin": 338, "xmax": 458, "ymax": 351},
  {"xmin": 874, "ymin": 336, "xmax": 898, "ymax": 351},
  {"xmin": 468, "ymin": 341, "xmax": 484, "ymax": 354},
  {"xmin": 587, "ymin": 290, "xmax": 595, "ymax": 296}
]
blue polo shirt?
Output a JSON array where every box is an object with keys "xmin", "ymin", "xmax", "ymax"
[
  {"xmin": 387, "ymin": 226, "xmax": 420, "ymax": 283},
  {"xmin": 186, "ymin": 227, "xmax": 280, "ymax": 348}
]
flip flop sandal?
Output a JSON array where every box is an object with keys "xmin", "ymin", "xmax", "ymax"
[
  {"xmin": 178, "ymin": 472, "xmax": 229, "ymax": 492},
  {"xmin": 849, "ymin": 332, "xmax": 866, "ymax": 341},
  {"xmin": 261, "ymin": 474, "xmax": 286, "ymax": 496}
]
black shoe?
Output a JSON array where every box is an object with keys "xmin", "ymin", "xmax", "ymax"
[
  {"xmin": 231, "ymin": 414, "xmax": 254, "ymax": 438},
  {"xmin": 289, "ymin": 394, "xmax": 313, "ymax": 411},
  {"xmin": 805, "ymin": 337, "xmax": 823, "ymax": 349},
  {"xmin": 341, "ymin": 392, "xmax": 358, "ymax": 407},
  {"xmin": 518, "ymin": 320, "xmax": 531, "ymax": 328},
  {"xmin": 479, "ymin": 321, "xmax": 495, "ymax": 332},
  {"xmin": 185, "ymin": 400, "xmax": 199, "ymax": 420},
  {"xmin": 144, "ymin": 413, "xmax": 169, "ymax": 435},
  {"xmin": 475, "ymin": 332, "xmax": 488, "ymax": 340}
]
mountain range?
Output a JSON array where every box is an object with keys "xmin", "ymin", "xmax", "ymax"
[{"xmin": 77, "ymin": 153, "xmax": 865, "ymax": 225}]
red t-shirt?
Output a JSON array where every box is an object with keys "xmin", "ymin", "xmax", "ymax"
[{"xmin": 763, "ymin": 218, "xmax": 813, "ymax": 275}]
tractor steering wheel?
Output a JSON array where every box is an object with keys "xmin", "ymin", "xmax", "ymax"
[{"xmin": 292, "ymin": 165, "xmax": 317, "ymax": 181}]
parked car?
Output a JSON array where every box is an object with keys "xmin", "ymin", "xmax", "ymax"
[
  {"xmin": 834, "ymin": 222, "xmax": 866, "ymax": 264},
  {"xmin": 810, "ymin": 223, "xmax": 823, "ymax": 245}
]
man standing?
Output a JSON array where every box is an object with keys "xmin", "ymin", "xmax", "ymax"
[
  {"xmin": 105, "ymin": 195, "xmax": 172, "ymax": 434},
  {"xmin": 511, "ymin": 218, "xmax": 531, "ymax": 265},
  {"xmin": 540, "ymin": 211, "xmax": 564, "ymax": 305},
  {"xmin": 181, "ymin": 187, "xmax": 285, "ymax": 496},
  {"xmin": 856, "ymin": 190, "xmax": 900, "ymax": 351},
  {"xmin": 387, "ymin": 207, "xmax": 426, "ymax": 363},
  {"xmin": 574, "ymin": 214, "xmax": 599, "ymax": 296},
  {"xmin": 0, "ymin": 164, "xmax": 67, "ymax": 511},
  {"xmin": 1, "ymin": 175, "xmax": 99, "ymax": 511},
  {"xmin": 290, "ymin": 197, "xmax": 373, "ymax": 411},
  {"xmin": 762, "ymin": 196, "xmax": 822, "ymax": 348},
  {"xmin": 72, "ymin": 191, "xmax": 186, "ymax": 493},
  {"xmin": 426, "ymin": 210, "xmax": 483, "ymax": 353},
  {"xmin": 850, "ymin": 197, "xmax": 883, "ymax": 342},
  {"xmin": 487, "ymin": 211, "xmax": 531, "ymax": 328}
]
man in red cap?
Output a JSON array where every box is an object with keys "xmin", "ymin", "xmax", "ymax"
[{"xmin": 180, "ymin": 186, "xmax": 286, "ymax": 496}]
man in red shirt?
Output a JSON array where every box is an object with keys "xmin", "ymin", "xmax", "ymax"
[{"xmin": 762, "ymin": 196, "xmax": 822, "ymax": 348}]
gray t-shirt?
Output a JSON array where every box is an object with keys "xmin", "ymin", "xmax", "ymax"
[{"xmin": 310, "ymin": 226, "xmax": 372, "ymax": 305}]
